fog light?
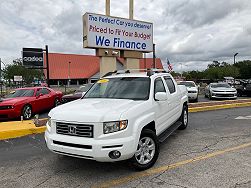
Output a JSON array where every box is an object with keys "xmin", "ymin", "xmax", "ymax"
[{"xmin": 109, "ymin": 150, "xmax": 121, "ymax": 159}]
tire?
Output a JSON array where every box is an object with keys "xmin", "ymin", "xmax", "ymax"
[
  {"xmin": 22, "ymin": 105, "xmax": 32, "ymax": 120},
  {"xmin": 204, "ymin": 92, "xmax": 208, "ymax": 98},
  {"xmin": 194, "ymin": 97, "xmax": 198, "ymax": 102},
  {"xmin": 208, "ymin": 92, "xmax": 212, "ymax": 100},
  {"xmin": 54, "ymin": 98, "xmax": 61, "ymax": 107},
  {"xmin": 178, "ymin": 104, "xmax": 188, "ymax": 130},
  {"xmin": 130, "ymin": 129, "xmax": 159, "ymax": 171},
  {"xmin": 237, "ymin": 90, "xmax": 242, "ymax": 97}
]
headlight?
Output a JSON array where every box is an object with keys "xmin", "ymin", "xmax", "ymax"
[
  {"xmin": 103, "ymin": 120, "xmax": 128, "ymax": 134},
  {"xmin": 47, "ymin": 117, "xmax": 51, "ymax": 127},
  {"xmin": 1, "ymin": 105, "xmax": 14, "ymax": 110}
]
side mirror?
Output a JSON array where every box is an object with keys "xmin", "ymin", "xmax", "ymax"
[
  {"xmin": 36, "ymin": 93, "xmax": 43, "ymax": 98},
  {"xmin": 155, "ymin": 92, "xmax": 168, "ymax": 101}
]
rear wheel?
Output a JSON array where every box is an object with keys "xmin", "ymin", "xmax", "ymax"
[
  {"xmin": 178, "ymin": 104, "xmax": 188, "ymax": 130},
  {"xmin": 22, "ymin": 105, "xmax": 32, "ymax": 120},
  {"xmin": 130, "ymin": 129, "xmax": 159, "ymax": 171}
]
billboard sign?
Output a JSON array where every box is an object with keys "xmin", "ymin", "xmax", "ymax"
[
  {"xmin": 22, "ymin": 48, "xmax": 44, "ymax": 67},
  {"xmin": 14, "ymin": 76, "xmax": 23, "ymax": 82},
  {"xmin": 83, "ymin": 13, "xmax": 153, "ymax": 52}
]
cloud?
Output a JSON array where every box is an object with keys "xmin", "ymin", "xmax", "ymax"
[{"xmin": 0, "ymin": 0, "xmax": 251, "ymax": 72}]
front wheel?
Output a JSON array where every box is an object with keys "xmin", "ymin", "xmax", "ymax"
[
  {"xmin": 54, "ymin": 98, "xmax": 61, "ymax": 107},
  {"xmin": 22, "ymin": 105, "xmax": 32, "ymax": 120},
  {"xmin": 130, "ymin": 129, "xmax": 159, "ymax": 171},
  {"xmin": 178, "ymin": 104, "xmax": 188, "ymax": 130}
]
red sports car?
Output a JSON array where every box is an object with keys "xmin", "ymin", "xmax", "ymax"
[{"xmin": 0, "ymin": 87, "xmax": 63, "ymax": 120}]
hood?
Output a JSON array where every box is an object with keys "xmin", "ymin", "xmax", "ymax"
[
  {"xmin": 0, "ymin": 97, "xmax": 30, "ymax": 105},
  {"xmin": 211, "ymin": 87, "xmax": 236, "ymax": 92},
  {"xmin": 49, "ymin": 98, "xmax": 142, "ymax": 122}
]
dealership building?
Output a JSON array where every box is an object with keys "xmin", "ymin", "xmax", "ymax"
[{"xmin": 43, "ymin": 53, "xmax": 163, "ymax": 86}]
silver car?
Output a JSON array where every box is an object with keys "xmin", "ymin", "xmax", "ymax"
[{"xmin": 205, "ymin": 83, "xmax": 237, "ymax": 100}]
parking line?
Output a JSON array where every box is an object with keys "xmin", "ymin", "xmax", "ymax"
[{"xmin": 92, "ymin": 142, "xmax": 251, "ymax": 188}]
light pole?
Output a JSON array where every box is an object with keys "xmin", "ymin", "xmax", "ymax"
[
  {"xmin": 68, "ymin": 61, "xmax": 71, "ymax": 87},
  {"xmin": 0, "ymin": 58, "xmax": 2, "ymax": 96},
  {"xmin": 234, "ymin": 53, "xmax": 238, "ymax": 64},
  {"xmin": 179, "ymin": 63, "xmax": 188, "ymax": 78}
]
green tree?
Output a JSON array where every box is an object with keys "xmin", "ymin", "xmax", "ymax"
[
  {"xmin": 234, "ymin": 60, "xmax": 251, "ymax": 79},
  {"xmin": 3, "ymin": 61, "xmax": 43, "ymax": 84}
]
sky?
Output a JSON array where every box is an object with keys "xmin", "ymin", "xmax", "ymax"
[{"xmin": 0, "ymin": 0, "xmax": 251, "ymax": 72}]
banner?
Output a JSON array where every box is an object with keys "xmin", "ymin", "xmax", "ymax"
[
  {"xmin": 22, "ymin": 48, "xmax": 43, "ymax": 67},
  {"xmin": 83, "ymin": 13, "xmax": 153, "ymax": 52}
]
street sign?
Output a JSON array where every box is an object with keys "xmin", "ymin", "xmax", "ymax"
[
  {"xmin": 14, "ymin": 76, "xmax": 23, "ymax": 82},
  {"xmin": 83, "ymin": 13, "xmax": 153, "ymax": 52},
  {"xmin": 22, "ymin": 48, "xmax": 44, "ymax": 67}
]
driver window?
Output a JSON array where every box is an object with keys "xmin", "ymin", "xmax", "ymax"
[
  {"xmin": 154, "ymin": 78, "xmax": 166, "ymax": 95},
  {"xmin": 42, "ymin": 88, "xmax": 50, "ymax": 95},
  {"xmin": 36, "ymin": 89, "xmax": 42, "ymax": 96}
]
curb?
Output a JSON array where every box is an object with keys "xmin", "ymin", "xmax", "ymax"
[
  {"xmin": 189, "ymin": 102, "xmax": 251, "ymax": 113},
  {"xmin": 1, "ymin": 101, "xmax": 251, "ymax": 141},
  {"xmin": 0, "ymin": 120, "xmax": 46, "ymax": 141}
]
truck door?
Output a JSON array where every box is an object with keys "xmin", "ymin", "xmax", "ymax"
[
  {"xmin": 153, "ymin": 77, "xmax": 172, "ymax": 135},
  {"xmin": 163, "ymin": 76, "xmax": 180, "ymax": 123}
]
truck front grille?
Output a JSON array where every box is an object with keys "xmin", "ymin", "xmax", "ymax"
[{"xmin": 56, "ymin": 122, "xmax": 93, "ymax": 138}]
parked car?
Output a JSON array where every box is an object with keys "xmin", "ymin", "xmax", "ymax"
[
  {"xmin": 178, "ymin": 81, "xmax": 199, "ymax": 102},
  {"xmin": 205, "ymin": 83, "xmax": 237, "ymax": 100},
  {"xmin": 0, "ymin": 87, "xmax": 63, "ymax": 120},
  {"xmin": 234, "ymin": 79, "xmax": 251, "ymax": 97},
  {"xmin": 61, "ymin": 84, "xmax": 93, "ymax": 103},
  {"xmin": 45, "ymin": 70, "xmax": 188, "ymax": 170}
]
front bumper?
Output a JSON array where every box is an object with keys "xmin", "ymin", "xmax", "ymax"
[
  {"xmin": 188, "ymin": 93, "xmax": 198, "ymax": 100},
  {"xmin": 0, "ymin": 108, "xmax": 20, "ymax": 120},
  {"xmin": 45, "ymin": 126, "xmax": 137, "ymax": 162},
  {"xmin": 211, "ymin": 92, "xmax": 237, "ymax": 99}
]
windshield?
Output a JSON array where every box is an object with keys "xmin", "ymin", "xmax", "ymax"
[
  {"xmin": 211, "ymin": 83, "xmax": 231, "ymax": 88},
  {"xmin": 84, "ymin": 77, "xmax": 150, "ymax": 100},
  {"xmin": 7, "ymin": 89, "xmax": 35, "ymax": 98},
  {"xmin": 78, "ymin": 84, "xmax": 93, "ymax": 92},
  {"xmin": 179, "ymin": 82, "xmax": 196, "ymax": 87}
]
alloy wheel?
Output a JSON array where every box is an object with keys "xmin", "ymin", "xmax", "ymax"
[{"xmin": 135, "ymin": 137, "xmax": 156, "ymax": 165}]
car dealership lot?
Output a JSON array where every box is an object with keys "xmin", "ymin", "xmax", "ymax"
[{"xmin": 0, "ymin": 107, "xmax": 251, "ymax": 188}]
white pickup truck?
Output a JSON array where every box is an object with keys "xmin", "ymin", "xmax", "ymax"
[{"xmin": 45, "ymin": 70, "xmax": 188, "ymax": 170}]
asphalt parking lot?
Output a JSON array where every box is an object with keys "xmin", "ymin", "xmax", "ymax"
[{"xmin": 0, "ymin": 107, "xmax": 250, "ymax": 188}]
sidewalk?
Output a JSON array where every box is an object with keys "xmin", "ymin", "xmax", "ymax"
[{"xmin": 1, "ymin": 99, "xmax": 251, "ymax": 140}]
